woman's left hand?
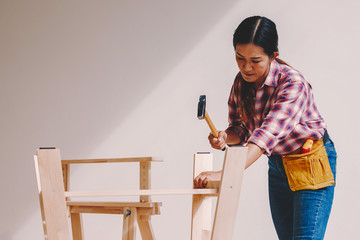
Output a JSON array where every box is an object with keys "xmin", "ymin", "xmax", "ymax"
[{"xmin": 193, "ymin": 170, "xmax": 222, "ymax": 188}]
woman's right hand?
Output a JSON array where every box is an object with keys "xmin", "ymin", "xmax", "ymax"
[{"xmin": 208, "ymin": 131, "xmax": 227, "ymax": 150}]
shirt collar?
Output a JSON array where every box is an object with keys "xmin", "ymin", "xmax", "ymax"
[{"xmin": 260, "ymin": 59, "xmax": 280, "ymax": 88}]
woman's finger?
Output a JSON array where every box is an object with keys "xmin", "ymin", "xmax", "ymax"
[
  {"xmin": 196, "ymin": 176, "xmax": 204, "ymax": 188},
  {"xmin": 194, "ymin": 177, "xmax": 200, "ymax": 188},
  {"xmin": 202, "ymin": 178, "xmax": 208, "ymax": 188},
  {"xmin": 196, "ymin": 177, "xmax": 201, "ymax": 188}
]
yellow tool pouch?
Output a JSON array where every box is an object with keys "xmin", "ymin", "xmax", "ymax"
[{"xmin": 282, "ymin": 139, "xmax": 335, "ymax": 191}]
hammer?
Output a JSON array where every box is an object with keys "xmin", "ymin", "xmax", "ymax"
[{"xmin": 197, "ymin": 95, "xmax": 226, "ymax": 151}]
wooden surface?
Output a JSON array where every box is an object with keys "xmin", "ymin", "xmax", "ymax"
[
  {"xmin": 65, "ymin": 189, "xmax": 218, "ymax": 197},
  {"xmin": 211, "ymin": 146, "xmax": 247, "ymax": 240},
  {"xmin": 138, "ymin": 161, "xmax": 156, "ymax": 239},
  {"xmin": 69, "ymin": 206, "xmax": 159, "ymax": 215},
  {"xmin": 34, "ymin": 156, "xmax": 48, "ymax": 238},
  {"xmin": 205, "ymin": 180, "xmax": 220, "ymax": 190},
  {"xmin": 70, "ymin": 213, "xmax": 84, "ymax": 240},
  {"xmin": 191, "ymin": 152, "xmax": 213, "ymax": 240},
  {"xmin": 67, "ymin": 201, "xmax": 161, "ymax": 207},
  {"xmin": 122, "ymin": 207, "xmax": 137, "ymax": 240},
  {"xmin": 140, "ymin": 161, "xmax": 151, "ymax": 203},
  {"xmin": 62, "ymin": 157, "xmax": 163, "ymax": 164},
  {"xmin": 35, "ymin": 149, "xmax": 71, "ymax": 240},
  {"xmin": 138, "ymin": 216, "xmax": 156, "ymax": 240},
  {"xmin": 35, "ymin": 148, "xmax": 247, "ymax": 240},
  {"xmin": 62, "ymin": 163, "xmax": 71, "ymax": 214},
  {"xmin": 67, "ymin": 202, "xmax": 161, "ymax": 215}
]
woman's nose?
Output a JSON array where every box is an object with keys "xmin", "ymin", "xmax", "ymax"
[{"xmin": 243, "ymin": 62, "xmax": 252, "ymax": 72}]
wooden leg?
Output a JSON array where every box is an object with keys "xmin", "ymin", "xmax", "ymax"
[
  {"xmin": 137, "ymin": 215, "xmax": 156, "ymax": 240},
  {"xmin": 70, "ymin": 213, "xmax": 84, "ymax": 240},
  {"xmin": 211, "ymin": 147, "xmax": 247, "ymax": 240},
  {"xmin": 62, "ymin": 163, "xmax": 71, "ymax": 216},
  {"xmin": 191, "ymin": 153, "xmax": 213, "ymax": 240},
  {"xmin": 122, "ymin": 207, "xmax": 137, "ymax": 240},
  {"xmin": 191, "ymin": 195, "xmax": 212, "ymax": 240},
  {"xmin": 139, "ymin": 161, "xmax": 151, "ymax": 203}
]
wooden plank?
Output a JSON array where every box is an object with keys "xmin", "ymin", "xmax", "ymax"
[
  {"xmin": 70, "ymin": 213, "xmax": 84, "ymax": 240},
  {"xmin": 139, "ymin": 160, "xmax": 153, "ymax": 230},
  {"xmin": 69, "ymin": 206, "xmax": 158, "ymax": 215},
  {"xmin": 122, "ymin": 207, "xmax": 137, "ymax": 240},
  {"xmin": 62, "ymin": 157, "xmax": 163, "ymax": 164},
  {"xmin": 205, "ymin": 180, "xmax": 220, "ymax": 190},
  {"xmin": 138, "ymin": 161, "xmax": 156, "ymax": 240},
  {"xmin": 137, "ymin": 216, "xmax": 156, "ymax": 240},
  {"xmin": 35, "ymin": 149, "xmax": 71, "ymax": 240},
  {"xmin": 67, "ymin": 201, "xmax": 161, "ymax": 208},
  {"xmin": 34, "ymin": 156, "xmax": 49, "ymax": 239},
  {"xmin": 211, "ymin": 146, "xmax": 247, "ymax": 240},
  {"xmin": 140, "ymin": 161, "xmax": 151, "ymax": 203},
  {"xmin": 191, "ymin": 152, "xmax": 213, "ymax": 240},
  {"xmin": 62, "ymin": 163, "xmax": 71, "ymax": 216},
  {"xmin": 65, "ymin": 189, "xmax": 218, "ymax": 197},
  {"xmin": 62, "ymin": 163, "xmax": 70, "ymax": 192}
]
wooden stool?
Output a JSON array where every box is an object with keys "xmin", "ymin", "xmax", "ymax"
[{"xmin": 34, "ymin": 146, "xmax": 247, "ymax": 240}]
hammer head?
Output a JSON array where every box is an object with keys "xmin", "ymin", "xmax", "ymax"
[{"xmin": 197, "ymin": 95, "xmax": 206, "ymax": 120}]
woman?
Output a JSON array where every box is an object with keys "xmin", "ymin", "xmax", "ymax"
[{"xmin": 194, "ymin": 16, "xmax": 337, "ymax": 240}]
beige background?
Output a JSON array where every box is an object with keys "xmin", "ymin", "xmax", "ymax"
[{"xmin": 1, "ymin": 0, "xmax": 359, "ymax": 239}]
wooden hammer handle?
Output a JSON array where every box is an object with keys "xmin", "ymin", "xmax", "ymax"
[{"xmin": 205, "ymin": 111, "xmax": 219, "ymax": 138}]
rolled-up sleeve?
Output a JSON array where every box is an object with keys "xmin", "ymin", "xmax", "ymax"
[
  {"xmin": 248, "ymin": 79, "xmax": 308, "ymax": 155},
  {"xmin": 226, "ymin": 84, "xmax": 250, "ymax": 145}
]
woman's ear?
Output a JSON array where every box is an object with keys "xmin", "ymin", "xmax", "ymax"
[{"xmin": 272, "ymin": 51, "xmax": 279, "ymax": 61}]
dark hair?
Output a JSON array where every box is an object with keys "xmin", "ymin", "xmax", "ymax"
[
  {"xmin": 233, "ymin": 16, "xmax": 278, "ymax": 58},
  {"xmin": 232, "ymin": 16, "xmax": 285, "ymax": 122}
]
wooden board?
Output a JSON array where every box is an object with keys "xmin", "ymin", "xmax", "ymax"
[
  {"xmin": 140, "ymin": 161, "xmax": 151, "ymax": 203},
  {"xmin": 137, "ymin": 216, "xmax": 156, "ymax": 240},
  {"xmin": 66, "ymin": 201, "xmax": 161, "ymax": 207},
  {"xmin": 65, "ymin": 189, "xmax": 218, "ymax": 197},
  {"xmin": 35, "ymin": 149, "xmax": 71, "ymax": 240},
  {"xmin": 123, "ymin": 207, "xmax": 137, "ymax": 240},
  {"xmin": 69, "ymin": 206, "xmax": 158, "ymax": 215},
  {"xmin": 211, "ymin": 146, "xmax": 247, "ymax": 240},
  {"xmin": 62, "ymin": 157, "xmax": 163, "ymax": 164},
  {"xmin": 191, "ymin": 152, "xmax": 213, "ymax": 240},
  {"xmin": 70, "ymin": 213, "xmax": 84, "ymax": 240}
]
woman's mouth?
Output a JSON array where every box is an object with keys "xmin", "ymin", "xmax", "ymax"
[{"xmin": 243, "ymin": 72, "xmax": 254, "ymax": 77}]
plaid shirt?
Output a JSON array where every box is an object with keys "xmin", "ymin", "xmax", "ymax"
[{"xmin": 227, "ymin": 60, "xmax": 326, "ymax": 155}]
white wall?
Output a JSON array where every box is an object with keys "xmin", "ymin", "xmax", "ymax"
[{"xmin": 1, "ymin": 0, "xmax": 359, "ymax": 239}]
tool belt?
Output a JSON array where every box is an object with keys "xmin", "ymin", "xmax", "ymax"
[{"xmin": 282, "ymin": 132, "xmax": 335, "ymax": 191}]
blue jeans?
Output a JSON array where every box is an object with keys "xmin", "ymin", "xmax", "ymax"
[{"xmin": 268, "ymin": 137, "xmax": 337, "ymax": 240}]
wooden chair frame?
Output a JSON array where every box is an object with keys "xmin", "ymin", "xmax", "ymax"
[{"xmin": 34, "ymin": 146, "xmax": 247, "ymax": 240}]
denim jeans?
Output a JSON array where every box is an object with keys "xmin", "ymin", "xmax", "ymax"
[{"xmin": 268, "ymin": 137, "xmax": 337, "ymax": 240}]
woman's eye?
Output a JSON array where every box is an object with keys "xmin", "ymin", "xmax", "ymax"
[
  {"xmin": 252, "ymin": 60, "xmax": 260, "ymax": 63},
  {"xmin": 237, "ymin": 57, "xmax": 245, "ymax": 61}
]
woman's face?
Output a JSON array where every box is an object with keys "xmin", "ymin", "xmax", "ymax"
[{"xmin": 235, "ymin": 43, "xmax": 277, "ymax": 88}]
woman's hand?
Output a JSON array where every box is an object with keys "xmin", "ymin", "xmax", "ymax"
[
  {"xmin": 208, "ymin": 131, "xmax": 227, "ymax": 150},
  {"xmin": 193, "ymin": 170, "xmax": 222, "ymax": 188}
]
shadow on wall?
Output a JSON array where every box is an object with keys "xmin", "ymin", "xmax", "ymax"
[{"xmin": 0, "ymin": 0, "xmax": 239, "ymax": 237}]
